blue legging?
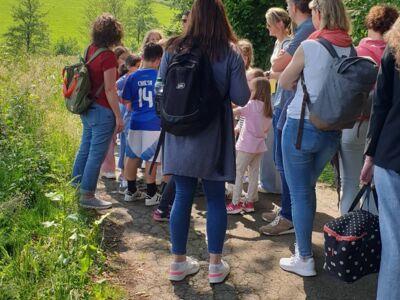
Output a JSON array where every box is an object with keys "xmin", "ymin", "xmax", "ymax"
[{"xmin": 170, "ymin": 175, "xmax": 227, "ymax": 255}]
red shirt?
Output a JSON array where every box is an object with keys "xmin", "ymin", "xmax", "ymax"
[{"xmin": 86, "ymin": 45, "xmax": 118, "ymax": 109}]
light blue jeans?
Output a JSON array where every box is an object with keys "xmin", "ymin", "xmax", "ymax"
[
  {"xmin": 282, "ymin": 118, "xmax": 341, "ymax": 257},
  {"xmin": 72, "ymin": 103, "xmax": 115, "ymax": 193},
  {"xmin": 339, "ymin": 121, "xmax": 376, "ymax": 214},
  {"xmin": 374, "ymin": 165, "xmax": 400, "ymax": 300},
  {"xmin": 259, "ymin": 126, "xmax": 282, "ymax": 194}
]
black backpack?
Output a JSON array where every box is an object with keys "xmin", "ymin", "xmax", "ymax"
[
  {"xmin": 160, "ymin": 46, "xmax": 224, "ymax": 135},
  {"xmin": 150, "ymin": 46, "xmax": 226, "ymax": 174}
]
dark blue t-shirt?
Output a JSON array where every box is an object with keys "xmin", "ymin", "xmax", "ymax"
[{"xmin": 122, "ymin": 68, "xmax": 160, "ymax": 131}]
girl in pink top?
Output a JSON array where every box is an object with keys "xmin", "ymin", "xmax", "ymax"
[{"xmin": 227, "ymin": 77, "xmax": 273, "ymax": 214}]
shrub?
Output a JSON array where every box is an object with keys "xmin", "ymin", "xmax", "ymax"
[{"xmin": 53, "ymin": 37, "xmax": 80, "ymax": 56}]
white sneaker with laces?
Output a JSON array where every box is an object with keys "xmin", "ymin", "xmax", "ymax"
[
  {"xmin": 145, "ymin": 193, "xmax": 161, "ymax": 206},
  {"xmin": 279, "ymin": 253, "xmax": 316, "ymax": 277},
  {"xmin": 124, "ymin": 190, "xmax": 146, "ymax": 202},
  {"xmin": 169, "ymin": 257, "xmax": 200, "ymax": 281},
  {"xmin": 209, "ymin": 260, "xmax": 230, "ymax": 284}
]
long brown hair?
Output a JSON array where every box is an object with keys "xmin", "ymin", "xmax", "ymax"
[
  {"xmin": 250, "ymin": 77, "xmax": 272, "ymax": 118},
  {"xmin": 166, "ymin": 0, "xmax": 237, "ymax": 61}
]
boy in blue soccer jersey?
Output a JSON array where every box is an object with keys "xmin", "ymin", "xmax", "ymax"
[{"xmin": 122, "ymin": 43, "xmax": 163, "ymax": 206}]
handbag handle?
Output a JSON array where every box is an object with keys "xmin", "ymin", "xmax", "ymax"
[{"xmin": 348, "ymin": 184, "xmax": 379, "ymax": 213}]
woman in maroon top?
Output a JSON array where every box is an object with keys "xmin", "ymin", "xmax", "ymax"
[{"xmin": 72, "ymin": 14, "xmax": 124, "ymax": 209}]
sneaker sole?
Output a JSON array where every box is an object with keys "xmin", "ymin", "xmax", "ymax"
[
  {"xmin": 260, "ymin": 228, "xmax": 295, "ymax": 236},
  {"xmin": 279, "ymin": 265, "xmax": 317, "ymax": 277},
  {"xmin": 243, "ymin": 208, "xmax": 255, "ymax": 213},
  {"xmin": 261, "ymin": 216, "xmax": 276, "ymax": 223},
  {"xmin": 169, "ymin": 265, "xmax": 200, "ymax": 281},
  {"xmin": 145, "ymin": 201, "xmax": 160, "ymax": 206},
  {"xmin": 209, "ymin": 272, "xmax": 230, "ymax": 284},
  {"xmin": 227, "ymin": 210, "xmax": 242, "ymax": 215}
]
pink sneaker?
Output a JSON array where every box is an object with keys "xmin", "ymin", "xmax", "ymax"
[
  {"xmin": 226, "ymin": 202, "xmax": 242, "ymax": 214},
  {"xmin": 242, "ymin": 201, "xmax": 255, "ymax": 213}
]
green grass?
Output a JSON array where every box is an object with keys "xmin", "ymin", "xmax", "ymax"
[
  {"xmin": 0, "ymin": 50, "xmax": 125, "ymax": 299},
  {"xmin": 0, "ymin": 0, "xmax": 175, "ymax": 49}
]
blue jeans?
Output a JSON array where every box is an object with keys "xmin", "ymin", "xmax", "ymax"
[
  {"xmin": 283, "ymin": 118, "xmax": 340, "ymax": 257},
  {"xmin": 374, "ymin": 165, "xmax": 400, "ymax": 300},
  {"xmin": 170, "ymin": 175, "xmax": 227, "ymax": 255},
  {"xmin": 72, "ymin": 103, "xmax": 115, "ymax": 193},
  {"xmin": 273, "ymin": 108, "xmax": 292, "ymax": 221},
  {"xmin": 118, "ymin": 105, "xmax": 131, "ymax": 170}
]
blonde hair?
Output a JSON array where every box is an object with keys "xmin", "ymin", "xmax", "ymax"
[
  {"xmin": 309, "ymin": 0, "xmax": 351, "ymax": 32},
  {"xmin": 238, "ymin": 39, "xmax": 254, "ymax": 70},
  {"xmin": 385, "ymin": 17, "xmax": 400, "ymax": 69},
  {"xmin": 250, "ymin": 77, "xmax": 272, "ymax": 118},
  {"xmin": 265, "ymin": 7, "xmax": 292, "ymax": 35},
  {"xmin": 141, "ymin": 29, "xmax": 163, "ymax": 49}
]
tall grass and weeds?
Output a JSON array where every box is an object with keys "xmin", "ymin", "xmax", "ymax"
[{"xmin": 0, "ymin": 48, "xmax": 124, "ymax": 299}]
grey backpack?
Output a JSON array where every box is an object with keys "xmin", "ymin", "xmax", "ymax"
[{"xmin": 296, "ymin": 38, "xmax": 378, "ymax": 149}]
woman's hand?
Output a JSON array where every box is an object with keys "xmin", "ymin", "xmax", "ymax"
[
  {"xmin": 360, "ymin": 156, "xmax": 374, "ymax": 185},
  {"xmin": 115, "ymin": 116, "xmax": 124, "ymax": 134}
]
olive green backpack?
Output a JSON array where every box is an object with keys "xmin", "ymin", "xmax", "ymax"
[{"xmin": 62, "ymin": 47, "xmax": 109, "ymax": 114}]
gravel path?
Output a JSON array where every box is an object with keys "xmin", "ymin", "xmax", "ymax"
[{"xmin": 97, "ymin": 176, "xmax": 377, "ymax": 300}]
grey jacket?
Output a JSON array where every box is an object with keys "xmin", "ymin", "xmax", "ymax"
[{"xmin": 158, "ymin": 45, "xmax": 250, "ymax": 181}]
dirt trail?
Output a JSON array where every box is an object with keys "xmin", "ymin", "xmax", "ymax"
[{"xmin": 97, "ymin": 178, "xmax": 377, "ymax": 300}]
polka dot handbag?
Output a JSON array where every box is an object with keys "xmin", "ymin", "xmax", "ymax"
[{"xmin": 323, "ymin": 184, "xmax": 380, "ymax": 283}]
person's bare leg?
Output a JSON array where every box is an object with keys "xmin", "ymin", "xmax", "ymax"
[
  {"xmin": 144, "ymin": 161, "xmax": 158, "ymax": 184},
  {"xmin": 124, "ymin": 157, "xmax": 141, "ymax": 181}
]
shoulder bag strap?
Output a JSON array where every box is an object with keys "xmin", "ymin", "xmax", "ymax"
[
  {"xmin": 295, "ymin": 72, "xmax": 311, "ymax": 150},
  {"xmin": 348, "ymin": 184, "xmax": 369, "ymax": 212}
]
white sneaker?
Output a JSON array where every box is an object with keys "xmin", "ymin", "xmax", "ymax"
[
  {"xmin": 168, "ymin": 257, "xmax": 200, "ymax": 281},
  {"xmin": 124, "ymin": 190, "xmax": 146, "ymax": 202},
  {"xmin": 209, "ymin": 259, "xmax": 230, "ymax": 284},
  {"xmin": 118, "ymin": 181, "xmax": 128, "ymax": 195},
  {"xmin": 145, "ymin": 193, "xmax": 161, "ymax": 206},
  {"xmin": 101, "ymin": 172, "xmax": 116, "ymax": 180},
  {"xmin": 258, "ymin": 184, "xmax": 269, "ymax": 193},
  {"xmin": 279, "ymin": 254, "xmax": 316, "ymax": 277}
]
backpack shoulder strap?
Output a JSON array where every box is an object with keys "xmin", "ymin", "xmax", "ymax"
[
  {"xmin": 295, "ymin": 72, "xmax": 311, "ymax": 150},
  {"xmin": 349, "ymin": 45, "xmax": 357, "ymax": 57},
  {"xmin": 317, "ymin": 38, "xmax": 339, "ymax": 59},
  {"xmin": 86, "ymin": 47, "xmax": 110, "ymax": 64}
]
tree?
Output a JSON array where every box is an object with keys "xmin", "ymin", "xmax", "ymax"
[
  {"xmin": 4, "ymin": 0, "xmax": 49, "ymax": 53},
  {"xmin": 84, "ymin": 0, "xmax": 127, "ymax": 27},
  {"xmin": 223, "ymin": 0, "xmax": 287, "ymax": 69},
  {"xmin": 125, "ymin": 0, "xmax": 160, "ymax": 51}
]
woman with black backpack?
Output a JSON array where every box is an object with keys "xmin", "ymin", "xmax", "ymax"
[{"xmin": 158, "ymin": 0, "xmax": 250, "ymax": 283}]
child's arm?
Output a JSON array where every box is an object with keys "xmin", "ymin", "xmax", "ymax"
[{"xmin": 233, "ymin": 107, "xmax": 242, "ymax": 117}]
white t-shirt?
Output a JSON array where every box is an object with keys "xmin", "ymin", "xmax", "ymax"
[{"xmin": 287, "ymin": 40, "xmax": 351, "ymax": 119}]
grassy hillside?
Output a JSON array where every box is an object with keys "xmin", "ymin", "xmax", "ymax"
[{"xmin": 0, "ymin": 0, "xmax": 175, "ymax": 48}]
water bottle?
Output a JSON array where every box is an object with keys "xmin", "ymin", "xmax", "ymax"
[{"xmin": 154, "ymin": 77, "xmax": 164, "ymax": 116}]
